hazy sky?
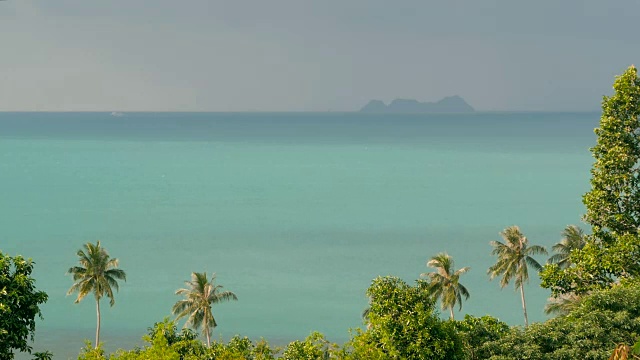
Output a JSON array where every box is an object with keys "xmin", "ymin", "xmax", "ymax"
[{"xmin": 1, "ymin": 1, "xmax": 639, "ymax": 111}]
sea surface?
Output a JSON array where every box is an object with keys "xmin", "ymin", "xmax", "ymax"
[{"xmin": 0, "ymin": 112, "xmax": 599, "ymax": 359}]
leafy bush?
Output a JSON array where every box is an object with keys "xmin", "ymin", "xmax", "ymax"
[
  {"xmin": 454, "ymin": 315, "xmax": 509, "ymax": 360},
  {"xmin": 0, "ymin": 253, "xmax": 48, "ymax": 360},
  {"xmin": 349, "ymin": 276, "xmax": 464, "ymax": 359},
  {"xmin": 482, "ymin": 284, "xmax": 640, "ymax": 359},
  {"xmin": 281, "ymin": 332, "xmax": 335, "ymax": 360}
]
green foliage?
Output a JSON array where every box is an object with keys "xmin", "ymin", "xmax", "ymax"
[
  {"xmin": 282, "ymin": 332, "xmax": 335, "ymax": 360},
  {"xmin": 31, "ymin": 351, "xmax": 53, "ymax": 360},
  {"xmin": 354, "ymin": 276, "xmax": 464, "ymax": 359},
  {"xmin": 96, "ymin": 318, "xmax": 279, "ymax": 360},
  {"xmin": 208, "ymin": 335, "xmax": 277, "ymax": 360},
  {"xmin": 339, "ymin": 329, "xmax": 387, "ymax": 360},
  {"xmin": 421, "ymin": 252, "xmax": 470, "ymax": 320},
  {"xmin": 142, "ymin": 318, "xmax": 205, "ymax": 359},
  {"xmin": 113, "ymin": 333, "xmax": 180, "ymax": 360},
  {"xmin": 585, "ymin": 65, "xmax": 640, "ymax": 237},
  {"xmin": 77, "ymin": 341, "xmax": 107, "ymax": 360},
  {"xmin": 0, "ymin": 252, "xmax": 48, "ymax": 360},
  {"xmin": 252, "ymin": 339, "xmax": 278, "ymax": 360},
  {"xmin": 454, "ymin": 315, "xmax": 509, "ymax": 360},
  {"xmin": 146, "ymin": 318, "xmax": 199, "ymax": 345},
  {"xmin": 482, "ymin": 284, "xmax": 640, "ymax": 359},
  {"xmin": 542, "ymin": 66, "xmax": 640, "ymax": 295},
  {"xmin": 113, "ymin": 319, "xmax": 201, "ymax": 359}
]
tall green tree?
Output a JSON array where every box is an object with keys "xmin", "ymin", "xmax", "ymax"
[
  {"xmin": 347, "ymin": 276, "xmax": 463, "ymax": 359},
  {"xmin": 0, "ymin": 252, "xmax": 48, "ymax": 360},
  {"xmin": 67, "ymin": 241, "xmax": 126, "ymax": 348},
  {"xmin": 541, "ymin": 66, "xmax": 640, "ymax": 295},
  {"xmin": 487, "ymin": 226, "xmax": 547, "ymax": 327},
  {"xmin": 420, "ymin": 252, "xmax": 470, "ymax": 320},
  {"xmin": 172, "ymin": 272, "xmax": 237, "ymax": 347},
  {"xmin": 547, "ymin": 225, "xmax": 587, "ymax": 269}
]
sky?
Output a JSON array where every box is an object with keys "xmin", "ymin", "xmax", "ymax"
[{"xmin": 1, "ymin": 0, "xmax": 639, "ymax": 112}]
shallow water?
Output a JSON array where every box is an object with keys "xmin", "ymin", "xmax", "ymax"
[{"xmin": 0, "ymin": 112, "xmax": 598, "ymax": 359}]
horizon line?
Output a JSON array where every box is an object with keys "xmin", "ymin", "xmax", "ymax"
[{"xmin": 0, "ymin": 110, "xmax": 602, "ymax": 114}]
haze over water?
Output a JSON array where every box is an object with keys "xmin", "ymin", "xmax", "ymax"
[{"xmin": 1, "ymin": 112, "xmax": 598, "ymax": 359}]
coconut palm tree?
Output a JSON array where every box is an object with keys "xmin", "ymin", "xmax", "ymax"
[
  {"xmin": 420, "ymin": 252, "xmax": 470, "ymax": 320},
  {"xmin": 487, "ymin": 226, "xmax": 547, "ymax": 327},
  {"xmin": 67, "ymin": 241, "xmax": 126, "ymax": 348},
  {"xmin": 544, "ymin": 292, "xmax": 582, "ymax": 316},
  {"xmin": 172, "ymin": 272, "xmax": 237, "ymax": 347},
  {"xmin": 548, "ymin": 225, "xmax": 587, "ymax": 269}
]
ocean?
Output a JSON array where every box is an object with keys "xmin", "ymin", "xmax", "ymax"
[{"xmin": 0, "ymin": 111, "xmax": 599, "ymax": 359}]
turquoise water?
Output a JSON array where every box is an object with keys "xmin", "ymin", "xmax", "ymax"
[{"xmin": 0, "ymin": 112, "xmax": 598, "ymax": 359}]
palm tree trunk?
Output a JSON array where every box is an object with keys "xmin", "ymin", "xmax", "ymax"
[
  {"xmin": 95, "ymin": 298, "xmax": 101, "ymax": 348},
  {"xmin": 205, "ymin": 326, "xmax": 211, "ymax": 347},
  {"xmin": 520, "ymin": 285, "xmax": 529, "ymax": 327},
  {"xmin": 449, "ymin": 307, "xmax": 454, "ymax": 321}
]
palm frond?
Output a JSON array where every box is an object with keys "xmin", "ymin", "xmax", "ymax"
[
  {"xmin": 547, "ymin": 253, "xmax": 566, "ymax": 264},
  {"xmin": 526, "ymin": 245, "xmax": 548, "ymax": 256},
  {"xmin": 548, "ymin": 225, "xmax": 586, "ymax": 269},
  {"xmin": 172, "ymin": 272, "xmax": 237, "ymax": 338},
  {"xmin": 106, "ymin": 257, "xmax": 119, "ymax": 268},
  {"xmin": 518, "ymin": 260, "xmax": 530, "ymax": 285},
  {"xmin": 544, "ymin": 292, "xmax": 582, "ymax": 316},
  {"xmin": 454, "ymin": 266, "xmax": 470, "ymax": 276},
  {"xmin": 106, "ymin": 268, "xmax": 127, "ymax": 280},
  {"xmin": 172, "ymin": 300, "xmax": 192, "ymax": 318},
  {"xmin": 67, "ymin": 241, "xmax": 126, "ymax": 305},
  {"xmin": 213, "ymin": 291, "xmax": 238, "ymax": 303},
  {"xmin": 105, "ymin": 283, "xmax": 116, "ymax": 306},
  {"xmin": 105, "ymin": 275, "xmax": 120, "ymax": 292},
  {"xmin": 423, "ymin": 252, "xmax": 470, "ymax": 318},
  {"xmin": 77, "ymin": 278, "xmax": 96, "ymax": 303},
  {"xmin": 525, "ymin": 255, "xmax": 543, "ymax": 272},
  {"xmin": 457, "ymin": 283, "xmax": 470, "ymax": 300}
]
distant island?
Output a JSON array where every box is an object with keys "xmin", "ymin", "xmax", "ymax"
[{"xmin": 359, "ymin": 96, "xmax": 474, "ymax": 113}]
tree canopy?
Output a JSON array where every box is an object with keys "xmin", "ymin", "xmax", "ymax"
[
  {"xmin": 349, "ymin": 276, "xmax": 463, "ymax": 359},
  {"xmin": 0, "ymin": 252, "xmax": 48, "ymax": 360},
  {"xmin": 481, "ymin": 283, "xmax": 640, "ymax": 359},
  {"xmin": 541, "ymin": 65, "xmax": 640, "ymax": 295}
]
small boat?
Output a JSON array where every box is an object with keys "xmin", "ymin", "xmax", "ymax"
[{"xmin": 110, "ymin": 112, "xmax": 124, "ymax": 117}]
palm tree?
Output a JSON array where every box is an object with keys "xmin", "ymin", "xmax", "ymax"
[
  {"xmin": 32, "ymin": 351, "xmax": 54, "ymax": 360},
  {"xmin": 548, "ymin": 225, "xmax": 586, "ymax": 269},
  {"xmin": 544, "ymin": 292, "xmax": 582, "ymax": 316},
  {"xmin": 420, "ymin": 252, "xmax": 470, "ymax": 320},
  {"xmin": 67, "ymin": 241, "xmax": 126, "ymax": 348},
  {"xmin": 487, "ymin": 226, "xmax": 547, "ymax": 327},
  {"xmin": 172, "ymin": 272, "xmax": 238, "ymax": 347}
]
